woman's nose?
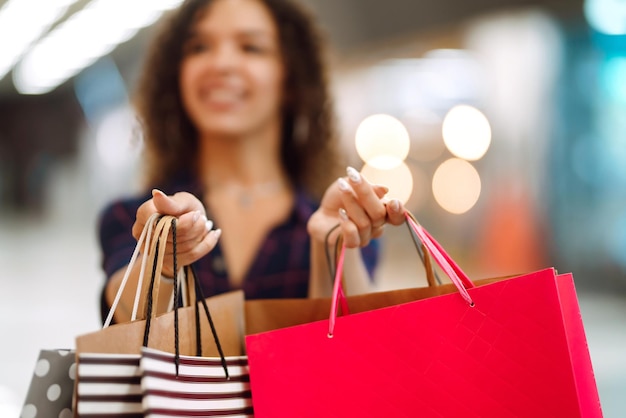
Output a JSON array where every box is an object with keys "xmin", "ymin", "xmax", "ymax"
[{"xmin": 209, "ymin": 43, "xmax": 239, "ymax": 71}]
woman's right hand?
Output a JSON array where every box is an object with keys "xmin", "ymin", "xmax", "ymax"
[{"xmin": 133, "ymin": 189, "xmax": 221, "ymax": 276}]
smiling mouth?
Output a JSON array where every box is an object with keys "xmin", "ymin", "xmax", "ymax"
[{"xmin": 200, "ymin": 88, "xmax": 244, "ymax": 106}]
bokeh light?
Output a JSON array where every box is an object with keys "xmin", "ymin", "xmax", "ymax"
[
  {"xmin": 584, "ymin": 0, "xmax": 626, "ymax": 35},
  {"xmin": 601, "ymin": 56, "xmax": 626, "ymax": 102},
  {"xmin": 96, "ymin": 107, "xmax": 141, "ymax": 169},
  {"xmin": 432, "ymin": 158, "xmax": 481, "ymax": 214},
  {"xmin": 361, "ymin": 161, "xmax": 413, "ymax": 205},
  {"xmin": 355, "ymin": 114, "xmax": 410, "ymax": 169},
  {"xmin": 442, "ymin": 105, "xmax": 491, "ymax": 161}
]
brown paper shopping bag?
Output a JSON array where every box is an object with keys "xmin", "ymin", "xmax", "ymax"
[
  {"xmin": 74, "ymin": 216, "xmax": 245, "ymax": 417},
  {"xmin": 77, "ymin": 215, "xmax": 245, "ymax": 357}
]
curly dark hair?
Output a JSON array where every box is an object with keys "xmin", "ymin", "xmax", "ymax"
[{"xmin": 134, "ymin": 0, "xmax": 343, "ymax": 199}]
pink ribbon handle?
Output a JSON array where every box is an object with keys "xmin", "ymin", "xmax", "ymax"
[
  {"xmin": 327, "ymin": 213, "xmax": 475, "ymax": 337},
  {"xmin": 328, "ymin": 242, "xmax": 347, "ymax": 337},
  {"xmin": 405, "ymin": 214, "xmax": 475, "ymax": 304}
]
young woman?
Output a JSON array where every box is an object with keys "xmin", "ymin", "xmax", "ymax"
[{"xmin": 99, "ymin": 0, "xmax": 405, "ymax": 323}]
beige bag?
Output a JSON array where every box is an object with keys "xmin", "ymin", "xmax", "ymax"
[
  {"xmin": 74, "ymin": 215, "xmax": 243, "ymax": 417},
  {"xmin": 76, "ymin": 215, "xmax": 245, "ymax": 357}
]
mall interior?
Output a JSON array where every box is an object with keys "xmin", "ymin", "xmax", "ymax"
[{"xmin": 0, "ymin": 0, "xmax": 625, "ymax": 416}]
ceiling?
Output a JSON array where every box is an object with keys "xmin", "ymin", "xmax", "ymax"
[{"xmin": 0, "ymin": 0, "xmax": 581, "ymax": 98}]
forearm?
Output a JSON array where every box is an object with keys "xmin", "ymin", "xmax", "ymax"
[
  {"xmin": 308, "ymin": 239, "xmax": 334, "ymax": 298},
  {"xmin": 342, "ymin": 248, "xmax": 374, "ymax": 295},
  {"xmin": 308, "ymin": 238, "xmax": 373, "ymax": 298}
]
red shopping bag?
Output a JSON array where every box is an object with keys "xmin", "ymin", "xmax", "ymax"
[{"xmin": 245, "ymin": 214, "xmax": 603, "ymax": 417}]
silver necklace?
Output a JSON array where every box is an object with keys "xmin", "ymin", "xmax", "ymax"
[{"xmin": 222, "ymin": 180, "xmax": 285, "ymax": 208}]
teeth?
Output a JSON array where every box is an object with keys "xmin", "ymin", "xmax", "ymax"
[{"xmin": 205, "ymin": 89, "xmax": 241, "ymax": 102}]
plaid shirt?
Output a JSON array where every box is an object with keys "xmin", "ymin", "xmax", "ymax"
[{"xmin": 98, "ymin": 173, "xmax": 378, "ymax": 321}]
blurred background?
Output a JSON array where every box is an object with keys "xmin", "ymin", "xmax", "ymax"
[{"xmin": 1, "ymin": 0, "xmax": 625, "ymax": 416}]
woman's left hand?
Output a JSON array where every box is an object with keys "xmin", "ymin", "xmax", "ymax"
[{"xmin": 307, "ymin": 166, "xmax": 406, "ymax": 248}]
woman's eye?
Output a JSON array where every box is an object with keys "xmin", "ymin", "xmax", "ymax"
[
  {"xmin": 242, "ymin": 43, "xmax": 265, "ymax": 54},
  {"xmin": 184, "ymin": 40, "xmax": 209, "ymax": 55}
]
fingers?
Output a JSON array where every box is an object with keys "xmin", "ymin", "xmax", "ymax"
[
  {"xmin": 345, "ymin": 167, "xmax": 387, "ymax": 223},
  {"xmin": 163, "ymin": 228, "xmax": 222, "ymax": 276},
  {"xmin": 335, "ymin": 167, "xmax": 388, "ymax": 247},
  {"xmin": 131, "ymin": 190, "xmax": 219, "ymax": 275},
  {"xmin": 331, "ymin": 166, "xmax": 410, "ymax": 248},
  {"xmin": 165, "ymin": 210, "xmax": 211, "ymax": 250},
  {"xmin": 193, "ymin": 228, "xmax": 222, "ymax": 261},
  {"xmin": 160, "ymin": 208, "xmax": 219, "ymax": 274},
  {"xmin": 152, "ymin": 189, "xmax": 204, "ymax": 216},
  {"xmin": 134, "ymin": 189, "xmax": 206, "ymax": 239},
  {"xmin": 372, "ymin": 184, "xmax": 389, "ymax": 199},
  {"xmin": 384, "ymin": 198, "xmax": 406, "ymax": 226}
]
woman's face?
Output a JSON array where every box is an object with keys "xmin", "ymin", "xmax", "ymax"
[{"xmin": 179, "ymin": 0, "xmax": 285, "ymax": 139}]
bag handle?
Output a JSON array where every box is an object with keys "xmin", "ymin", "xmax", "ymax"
[
  {"xmin": 328, "ymin": 211, "xmax": 475, "ymax": 337},
  {"xmin": 104, "ymin": 212, "xmax": 162, "ymax": 327},
  {"xmin": 189, "ymin": 263, "xmax": 230, "ymax": 379},
  {"xmin": 142, "ymin": 217, "xmax": 229, "ymax": 379},
  {"xmin": 142, "ymin": 215, "xmax": 175, "ymax": 321},
  {"xmin": 405, "ymin": 214, "xmax": 474, "ymax": 291},
  {"xmin": 324, "ymin": 217, "xmax": 440, "ymax": 317},
  {"xmin": 140, "ymin": 215, "xmax": 173, "ymax": 319},
  {"xmin": 323, "ymin": 225, "xmax": 349, "ymax": 315}
]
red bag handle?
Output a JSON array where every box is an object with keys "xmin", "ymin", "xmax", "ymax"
[
  {"xmin": 405, "ymin": 214, "xmax": 474, "ymax": 291},
  {"xmin": 328, "ymin": 212, "xmax": 475, "ymax": 337}
]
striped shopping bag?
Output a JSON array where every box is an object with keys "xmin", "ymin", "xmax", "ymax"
[
  {"xmin": 75, "ymin": 353, "xmax": 142, "ymax": 417},
  {"xmin": 140, "ymin": 347, "xmax": 252, "ymax": 417}
]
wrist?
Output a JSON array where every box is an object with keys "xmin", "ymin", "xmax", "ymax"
[
  {"xmin": 160, "ymin": 274, "xmax": 175, "ymax": 284},
  {"xmin": 307, "ymin": 213, "xmax": 341, "ymax": 246}
]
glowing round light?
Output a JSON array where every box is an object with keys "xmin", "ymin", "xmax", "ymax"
[
  {"xmin": 432, "ymin": 158, "xmax": 481, "ymax": 214},
  {"xmin": 442, "ymin": 105, "xmax": 491, "ymax": 161},
  {"xmin": 360, "ymin": 162, "xmax": 413, "ymax": 205},
  {"xmin": 584, "ymin": 0, "xmax": 626, "ymax": 35},
  {"xmin": 355, "ymin": 114, "xmax": 410, "ymax": 169}
]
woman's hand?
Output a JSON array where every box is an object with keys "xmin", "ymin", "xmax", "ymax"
[
  {"xmin": 133, "ymin": 189, "xmax": 221, "ymax": 276},
  {"xmin": 307, "ymin": 166, "xmax": 406, "ymax": 248}
]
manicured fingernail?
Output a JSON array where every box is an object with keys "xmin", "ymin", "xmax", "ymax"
[
  {"xmin": 390, "ymin": 199, "xmax": 401, "ymax": 213},
  {"xmin": 205, "ymin": 219, "xmax": 214, "ymax": 232},
  {"xmin": 152, "ymin": 189, "xmax": 166, "ymax": 198},
  {"xmin": 337, "ymin": 177, "xmax": 351, "ymax": 192},
  {"xmin": 378, "ymin": 185, "xmax": 390, "ymax": 194},
  {"xmin": 192, "ymin": 211, "xmax": 201, "ymax": 223},
  {"xmin": 338, "ymin": 208, "xmax": 349, "ymax": 221},
  {"xmin": 212, "ymin": 228, "xmax": 222, "ymax": 240},
  {"xmin": 346, "ymin": 166, "xmax": 361, "ymax": 184}
]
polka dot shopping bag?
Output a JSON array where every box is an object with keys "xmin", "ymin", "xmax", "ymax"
[{"xmin": 20, "ymin": 349, "xmax": 76, "ymax": 418}]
